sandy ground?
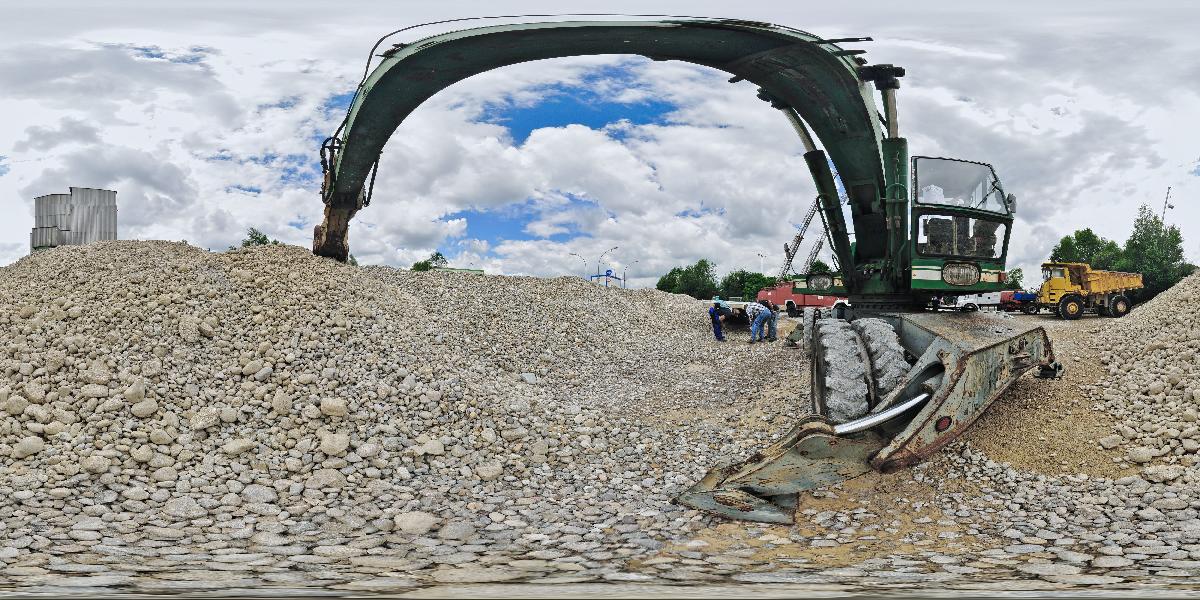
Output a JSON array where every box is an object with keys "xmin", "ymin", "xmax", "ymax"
[{"xmin": 963, "ymin": 313, "xmax": 1134, "ymax": 479}]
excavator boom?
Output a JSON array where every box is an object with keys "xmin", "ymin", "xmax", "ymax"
[{"xmin": 313, "ymin": 18, "xmax": 885, "ymax": 262}]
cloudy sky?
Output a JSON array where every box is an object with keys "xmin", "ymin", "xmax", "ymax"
[{"xmin": 2, "ymin": 1, "xmax": 1197, "ymax": 287}]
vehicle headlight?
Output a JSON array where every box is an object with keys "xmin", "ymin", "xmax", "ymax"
[
  {"xmin": 807, "ymin": 273, "xmax": 834, "ymax": 291},
  {"xmin": 942, "ymin": 263, "xmax": 981, "ymax": 286}
]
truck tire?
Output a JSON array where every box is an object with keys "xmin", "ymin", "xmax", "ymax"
[
  {"xmin": 812, "ymin": 319, "xmax": 869, "ymax": 424},
  {"xmin": 1021, "ymin": 303, "xmax": 1038, "ymax": 315},
  {"xmin": 787, "ymin": 302, "xmax": 799, "ymax": 317},
  {"xmin": 1110, "ymin": 295, "xmax": 1131, "ymax": 317},
  {"xmin": 1058, "ymin": 295, "xmax": 1084, "ymax": 320},
  {"xmin": 851, "ymin": 318, "xmax": 909, "ymax": 401},
  {"xmin": 961, "ymin": 303, "xmax": 979, "ymax": 312}
]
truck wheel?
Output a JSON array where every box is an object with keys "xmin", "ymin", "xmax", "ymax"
[
  {"xmin": 851, "ymin": 318, "xmax": 910, "ymax": 401},
  {"xmin": 1021, "ymin": 303, "xmax": 1038, "ymax": 315},
  {"xmin": 1110, "ymin": 295, "xmax": 1131, "ymax": 317},
  {"xmin": 811, "ymin": 319, "xmax": 869, "ymax": 424},
  {"xmin": 1058, "ymin": 295, "xmax": 1084, "ymax": 320},
  {"xmin": 787, "ymin": 303, "xmax": 799, "ymax": 317},
  {"xmin": 961, "ymin": 303, "xmax": 979, "ymax": 312}
]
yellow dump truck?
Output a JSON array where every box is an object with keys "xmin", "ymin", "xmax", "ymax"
[{"xmin": 1037, "ymin": 262, "xmax": 1143, "ymax": 319}]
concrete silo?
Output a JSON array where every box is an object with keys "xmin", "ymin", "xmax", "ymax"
[{"xmin": 30, "ymin": 187, "xmax": 118, "ymax": 252}]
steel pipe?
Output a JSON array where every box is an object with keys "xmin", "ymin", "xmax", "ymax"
[{"xmin": 833, "ymin": 392, "xmax": 929, "ymax": 435}]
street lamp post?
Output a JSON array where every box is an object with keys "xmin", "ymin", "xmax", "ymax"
[
  {"xmin": 623, "ymin": 260, "xmax": 639, "ymax": 289},
  {"xmin": 757, "ymin": 252, "xmax": 767, "ymax": 274},
  {"xmin": 597, "ymin": 246, "xmax": 619, "ymax": 278},
  {"xmin": 568, "ymin": 252, "xmax": 588, "ymax": 278}
]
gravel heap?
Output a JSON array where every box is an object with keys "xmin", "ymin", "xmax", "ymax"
[
  {"xmin": 1087, "ymin": 273, "xmax": 1200, "ymax": 467},
  {"xmin": 0, "ymin": 240, "xmax": 802, "ymax": 584}
]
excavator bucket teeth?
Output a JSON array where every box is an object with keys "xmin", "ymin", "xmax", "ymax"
[{"xmin": 675, "ymin": 419, "xmax": 884, "ymax": 523}]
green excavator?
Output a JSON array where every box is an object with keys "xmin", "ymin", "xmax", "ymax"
[{"xmin": 314, "ymin": 17, "xmax": 1063, "ymax": 524}]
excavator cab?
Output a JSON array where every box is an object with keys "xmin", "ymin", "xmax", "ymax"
[{"xmin": 909, "ymin": 157, "xmax": 1013, "ymax": 294}]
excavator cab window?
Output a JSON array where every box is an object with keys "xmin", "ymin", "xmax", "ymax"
[
  {"xmin": 913, "ymin": 157, "xmax": 1009, "ymax": 214},
  {"xmin": 916, "ymin": 215, "xmax": 1006, "ymax": 259}
]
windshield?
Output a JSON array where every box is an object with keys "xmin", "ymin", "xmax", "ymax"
[
  {"xmin": 916, "ymin": 214, "xmax": 1006, "ymax": 259},
  {"xmin": 1043, "ymin": 267, "xmax": 1066, "ymax": 280},
  {"xmin": 914, "ymin": 157, "xmax": 1008, "ymax": 214}
]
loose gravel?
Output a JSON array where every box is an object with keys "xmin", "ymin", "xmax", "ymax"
[
  {"xmin": 0, "ymin": 241, "xmax": 802, "ymax": 589},
  {"xmin": 1, "ymin": 241, "xmax": 1198, "ymax": 593}
]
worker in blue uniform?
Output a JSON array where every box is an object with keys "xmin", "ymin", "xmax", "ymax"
[{"xmin": 708, "ymin": 301, "xmax": 726, "ymax": 341}]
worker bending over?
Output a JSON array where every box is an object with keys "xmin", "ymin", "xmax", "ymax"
[
  {"xmin": 760, "ymin": 299, "xmax": 778, "ymax": 342},
  {"xmin": 745, "ymin": 300, "xmax": 771, "ymax": 344}
]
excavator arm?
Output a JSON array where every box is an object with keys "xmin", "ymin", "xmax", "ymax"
[
  {"xmin": 315, "ymin": 18, "xmax": 1056, "ymax": 525},
  {"xmin": 313, "ymin": 18, "xmax": 889, "ymax": 263}
]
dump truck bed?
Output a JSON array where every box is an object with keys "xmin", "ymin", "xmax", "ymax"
[{"xmin": 1081, "ymin": 268, "xmax": 1143, "ymax": 294}]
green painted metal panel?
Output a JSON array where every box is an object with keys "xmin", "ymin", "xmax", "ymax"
[{"xmin": 329, "ymin": 19, "xmax": 885, "ymax": 210}]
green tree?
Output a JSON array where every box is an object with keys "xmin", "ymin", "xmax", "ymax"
[
  {"xmin": 741, "ymin": 273, "xmax": 777, "ymax": 299},
  {"xmin": 656, "ymin": 267, "xmax": 683, "ymax": 293},
  {"xmin": 1005, "ymin": 267, "xmax": 1024, "ymax": 289},
  {"xmin": 808, "ymin": 259, "xmax": 833, "ymax": 274},
  {"xmin": 1091, "ymin": 240, "xmax": 1123, "ymax": 270},
  {"xmin": 1049, "ymin": 228, "xmax": 1122, "ymax": 269},
  {"xmin": 411, "ymin": 251, "xmax": 448, "ymax": 272},
  {"xmin": 1049, "ymin": 235, "xmax": 1079, "ymax": 263},
  {"xmin": 719, "ymin": 270, "xmax": 753, "ymax": 299},
  {"xmin": 1117, "ymin": 205, "xmax": 1188, "ymax": 300},
  {"xmin": 231, "ymin": 227, "xmax": 278, "ymax": 249},
  {"xmin": 719, "ymin": 270, "xmax": 778, "ymax": 300},
  {"xmin": 656, "ymin": 259, "xmax": 719, "ymax": 299}
]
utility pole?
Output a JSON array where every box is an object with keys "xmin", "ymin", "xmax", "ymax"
[
  {"xmin": 757, "ymin": 252, "xmax": 766, "ymax": 274},
  {"xmin": 1162, "ymin": 187, "xmax": 1175, "ymax": 222}
]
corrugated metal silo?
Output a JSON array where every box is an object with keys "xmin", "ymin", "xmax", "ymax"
[{"xmin": 29, "ymin": 187, "xmax": 118, "ymax": 253}]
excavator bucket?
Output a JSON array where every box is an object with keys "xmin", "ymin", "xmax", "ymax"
[{"xmin": 677, "ymin": 311, "xmax": 1059, "ymax": 523}]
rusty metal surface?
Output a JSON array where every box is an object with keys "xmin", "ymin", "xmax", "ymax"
[
  {"xmin": 676, "ymin": 310, "xmax": 1058, "ymax": 523},
  {"xmin": 870, "ymin": 313, "xmax": 1055, "ymax": 471},
  {"xmin": 676, "ymin": 417, "xmax": 882, "ymax": 523}
]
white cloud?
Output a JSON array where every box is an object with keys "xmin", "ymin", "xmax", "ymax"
[{"xmin": 2, "ymin": 2, "xmax": 1199, "ymax": 282}]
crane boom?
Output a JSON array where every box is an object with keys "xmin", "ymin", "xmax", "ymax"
[
  {"xmin": 777, "ymin": 197, "xmax": 820, "ymax": 280},
  {"xmin": 801, "ymin": 236, "xmax": 824, "ymax": 273}
]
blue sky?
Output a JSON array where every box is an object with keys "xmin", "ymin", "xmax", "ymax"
[{"xmin": 439, "ymin": 74, "xmax": 676, "ymax": 259}]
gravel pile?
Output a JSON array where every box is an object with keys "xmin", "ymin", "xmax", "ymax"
[
  {"xmin": 0, "ymin": 240, "xmax": 802, "ymax": 584},
  {"xmin": 1087, "ymin": 273, "xmax": 1200, "ymax": 467}
]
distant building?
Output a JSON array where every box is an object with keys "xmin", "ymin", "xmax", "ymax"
[{"xmin": 30, "ymin": 187, "xmax": 118, "ymax": 253}]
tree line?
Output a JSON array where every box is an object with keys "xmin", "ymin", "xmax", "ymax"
[
  {"xmin": 1048, "ymin": 204, "xmax": 1193, "ymax": 300},
  {"xmin": 655, "ymin": 258, "xmax": 832, "ymax": 300}
]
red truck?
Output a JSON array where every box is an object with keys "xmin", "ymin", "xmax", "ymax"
[{"xmin": 756, "ymin": 281, "xmax": 847, "ymax": 317}]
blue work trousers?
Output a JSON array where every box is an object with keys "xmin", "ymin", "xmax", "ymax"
[
  {"xmin": 709, "ymin": 308, "xmax": 725, "ymax": 341},
  {"xmin": 751, "ymin": 310, "xmax": 771, "ymax": 341}
]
